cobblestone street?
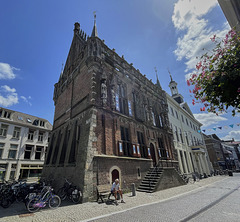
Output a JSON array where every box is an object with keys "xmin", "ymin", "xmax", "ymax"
[{"xmin": 0, "ymin": 175, "xmax": 233, "ymax": 222}]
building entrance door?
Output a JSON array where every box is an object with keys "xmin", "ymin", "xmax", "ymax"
[
  {"xmin": 150, "ymin": 143, "xmax": 157, "ymax": 166},
  {"xmin": 111, "ymin": 169, "xmax": 119, "ymax": 184}
]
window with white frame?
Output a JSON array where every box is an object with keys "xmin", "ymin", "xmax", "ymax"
[
  {"xmin": 179, "ymin": 128, "xmax": 183, "ymax": 143},
  {"xmin": 181, "ymin": 115, "xmax": 184, "ymax": 123},
  {"xmin": 28, "ymin": 129, "xmax": 34, "ymax": 140},
  {"xmin": 8, "ymin": 144, "xmax": 18, "ymax": 159},
  {"xmin": 174, "ymin": 126, "xmax": 179, "ymax": 142},
  {"xmin": 35, "ymin": 146, "xmax": 43, "ymax": 160},
  {"xmin": 40, "ymin": 120, "xmax": 45, "ymax": 127},
  {"xmin": 13, "ymin": 126, "xmax": 21, "ymax": 139},
  {"xmin": 0, "ymin": 143, "xmax": 4, "ymax": 158},
  {"xmin": 3, "ymin": 110, "xmax": 11, "ymax": 119},
  {"xmin": 175, "ymin": 110, "xmax": 179, "ymax": 119},
  {"xmin": 24, "ymin": 145, "xmax": 33, "ymax": 159},
  {"xmin": 0, "ymin": 124, "xmax": 8, "ymax": 137},
  {"xmin": 38, "ymin": 132, "xmax": 44, "ymax": 142}
]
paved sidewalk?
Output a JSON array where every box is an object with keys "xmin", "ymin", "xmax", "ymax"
[{"xmin": 0, "ymin": 176, "xmax": 227, "ymax": 222}]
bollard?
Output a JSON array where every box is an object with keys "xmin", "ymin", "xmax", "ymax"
[{"xmin": 132, "ymin": 183, "xmax": 136, "ymax": 196}]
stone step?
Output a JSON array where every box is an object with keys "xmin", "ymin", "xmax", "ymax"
[{"xmin": 136, "ymin": 188, "xmax": 154, "ymax": 193}]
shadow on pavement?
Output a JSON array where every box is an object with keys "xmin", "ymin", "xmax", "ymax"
[{"xmin": 0, "ymin": 199, "xmax": 82, "ymax": 219}]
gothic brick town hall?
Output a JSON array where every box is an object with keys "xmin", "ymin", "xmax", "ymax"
[{"xmin": 42, "ymin": 16, "xmax": 211, "ymax": 202}]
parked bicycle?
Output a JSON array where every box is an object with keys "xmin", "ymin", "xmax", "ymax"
[
  {"xmin": 26, "ymin": 186, "xmax": 61, "ymax": 213},
  {"xmin": 57, "ymin": 178, "xmax": 82, "ymax": 204}
]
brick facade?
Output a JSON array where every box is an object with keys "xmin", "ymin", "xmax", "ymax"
[{"xmin": 42, "ymin": 21, "xmax": 178, "ymax": 202}]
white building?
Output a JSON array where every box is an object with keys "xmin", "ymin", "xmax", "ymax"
[
  {"xmin": 0, "ymin": 107, "xmax": 52, "ymax": 181},
  {"xmin": 166, "ymin": 75, "xmax": 212, "ymax": 177}
]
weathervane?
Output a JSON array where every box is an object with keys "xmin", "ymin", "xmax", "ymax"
[
  {"xmin": 168, "ymin": 68, "xmax": 173, "ymax": 81},
  {"xmin": 93, "ymin": 11, "xmax": 96, "ymax": 24},
  {"xmin": 154, "ymin": 67, "xmax": 158, "ymax": 79}
]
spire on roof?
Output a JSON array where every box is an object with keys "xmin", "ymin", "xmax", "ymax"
[
  {"xmin": 91, "ymin": 11, "xmax": 98, "ymax": 37},
  {"xmin": 154, "ymin": 67, "xmax": 161, "ymax": 88},
  {"xmin": 168, "ymin": 68, "xmax": 174, "ymax": 82}
]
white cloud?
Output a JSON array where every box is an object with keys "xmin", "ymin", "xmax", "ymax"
[
  {"xmin": 172, "ymin": 0, "xmax": 230, "ymax": 72},
  {"xmin": 0, "ymin": 85, "xmax": 18, "ymax": 107},
  {"xmin": 172, "ymin": 0, "xmax": 217, "ymax": 31},
  {"xmin": 20, "ymin": 96, "xmax": 32, "ymax": 106},
  {"xmin": 193, "ymin": 112, "xmax": 227, "ymax": 127},
  {"xmin": 0, "ymin": 62, "xmax": 18, "ymax": 79},
  {"xmin": 221, "ymin": 130, "xmax": 240, "ymax": 141}
]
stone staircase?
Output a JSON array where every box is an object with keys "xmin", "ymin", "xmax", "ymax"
[{"xmin": 137, "ymin": 167, "xmax": 163, "ymax": 193}]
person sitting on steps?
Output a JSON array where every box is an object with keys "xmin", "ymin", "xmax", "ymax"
[{"xmin": 111, "ymin": 179, "xmax": 125, "ymax": 205}]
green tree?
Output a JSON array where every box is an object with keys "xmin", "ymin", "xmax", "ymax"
[{"xmin": 187, "ymin": 29, "xmax": 240, "ymax": 116}]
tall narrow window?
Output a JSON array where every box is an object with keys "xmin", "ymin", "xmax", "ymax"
[
  {"xmin": 13, "ymin": 127, "xmax": 21, "ymax": 139},
  {"xmin": 38, "ymin": 132, "xmax": 44, "ymax": 142},
  {"xmin": 35, "ymin": 146, "xmax": 43, "ymax": 160},
  {"xmin": 185, "ymin": 133, "xmax": 189, "ymax": 146},
  {"xmin": 152, "ymin": 111, "xmax": 156, "ymax": 126},
  {"xmin": 175, "ymin": 126, "xmax": 179, "ymax": 142},
  {"xmin": 158, "ymin": 137, "xmax": 167, "ymax": 158},
  {"xmin": 137, "ymin": 131, "xmax": 147, "ymax": 158},
  {"xmin": 120, "ymin": 126, "xmax": 131, "ymax": 157},
  {"xmin": 118, "ymin": 84, "xmax": 128, "ymax": 115},
  {"xmin": 159, "ymin": 115, "xmax": 163, "ymax": 127},
  {"xmin": 115, "ymin": 93, "xmax": 120, "ymax": 111},
  {"xmin": 0, "ymin": 143, "xmax": 4, "ymax": 158},
  {"xmin": 179, "ymin": 128, "xmax": 183, "ymax": 143},
  {"xmin": 8, "ymin": 144, "xmax": 18, "ymax": 159},
  {"xmin": 28, "ymin": 129, "xmax": 34, "ymax": 141},
  {"xmin": 24, "ymin": 145, "xmax": 33, "ymax": 159},
  {"xmin": 128, "ymin": 101, "xmax": 132, "ymax": 116}
]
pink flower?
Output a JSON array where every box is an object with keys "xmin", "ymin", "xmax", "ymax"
[
  {"xmin": 196, "ymin": 61, "xmax": 202, "ymax": 70},
  {"xmin": 187, "ymin": 80, "xmax": 191, "ymax": 86},
  {"xmin": 192, "ymin": 99, "xmax": 195, "ymax": 105},
  {"xmin": 210, "ymin": 34, "xmax": 216, "ymax": 42}
]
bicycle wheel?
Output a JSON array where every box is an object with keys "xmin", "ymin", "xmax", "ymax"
[
  {"xmin": 1, "ymin": 198, "xmax": 11, "ymax": 208},
  {"xmin": 57, "ymin": 187, "xmax": 67, "ymax": 200},
  {"xmin": 27, "ymin": 198, "xmax": 41, "ymax": 213},
  {"xmin": 49, "ymin": 195, "xmax": 61, "ymax": 209},
  {"xmin": 16, "ymin": 191, "xmax": 25, "ymax": 203},
  {"xmin": 71, "ymin": 188, "xmax": 82, "ymax": 204}
]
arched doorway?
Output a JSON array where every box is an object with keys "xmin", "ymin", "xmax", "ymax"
[
  {"xmin": 150, "ymin": 143, "xmax": 157, "ymax": 166},
  {"xmin": 111, "ymin": 169, "xmax": 119, "ymax": 184}
]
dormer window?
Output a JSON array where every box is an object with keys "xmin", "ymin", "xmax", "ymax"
[
  {"xmin": 33, "ymin": 119, "xmax": 39, "ymax": 126},
  {"xmin": 3, "ymin": 110, "xmax": 11, "ymax": 119},
  {"xmin": 40, "ymin": 120, "xmax": 45, "ymax": 127}
]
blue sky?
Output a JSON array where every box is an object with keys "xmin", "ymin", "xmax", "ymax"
[{"xmin": 0, "ymin": 0, "xmax": 239, "ymax": 140}]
